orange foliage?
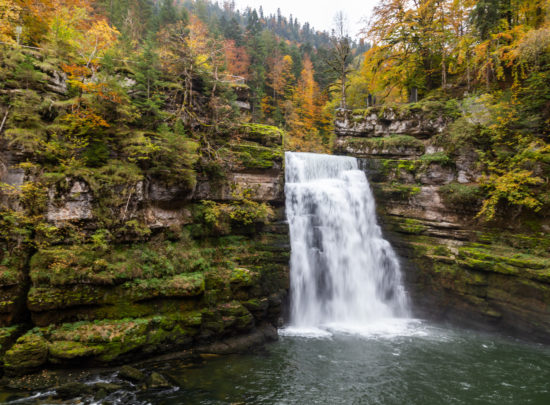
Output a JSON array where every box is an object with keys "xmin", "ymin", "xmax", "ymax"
[
  {"xmin": 287, "ymin": 56, "xmax": 328, "ymax": 153},
  {"xmin": 15, "ymin": 0, "xmax": 92, "ymax": 43},
  {"xmin": 224, "ymin": 39, "xmax": 250, "ymax": 78}
]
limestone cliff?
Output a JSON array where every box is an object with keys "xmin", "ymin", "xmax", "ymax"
[
  {"xmin": 0, "ymin": 125, "xmax": 289, "ymax": 376},
  {"xmin": 335, "ymin": 104, "xmax": 550, "ymax": 343}
]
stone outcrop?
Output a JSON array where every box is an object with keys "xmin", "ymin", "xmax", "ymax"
[
  {"xmin": 337, "ymin": 105, "xmax": 550, "ymax": 342},
  {"xmin": 335, "ymin": 106, "xmax": 448, "ymax": 138},
  {"xmin": 0, "ymin": 126, "xmax": 289, "ymax": 376}
]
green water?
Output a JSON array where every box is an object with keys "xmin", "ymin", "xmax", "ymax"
[
  {"xmin": 138, "ymin": 321, "xmax": 550, "ymax": 404},
  {"xmin": 3, "ymin": 321, "xmax": 550, "ymax": 404}
]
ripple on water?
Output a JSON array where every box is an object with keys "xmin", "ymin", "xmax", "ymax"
[{"xmin": 3, "ymin": 324, "xmax": 550, "ymax": 405}]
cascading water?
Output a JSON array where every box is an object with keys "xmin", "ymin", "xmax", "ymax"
[{"xmin": 284, "ymin": 152, "xmax": 408, "ymax": 333}]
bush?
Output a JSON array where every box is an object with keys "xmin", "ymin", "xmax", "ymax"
[
  {"xmin": 420, "ymin": 152, "xmax": 452, "ymax": 166},
  {"xmin": 440, "ymin": 183, "xmax": 483, "ymax": 210}
]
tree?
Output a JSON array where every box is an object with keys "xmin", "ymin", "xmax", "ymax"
[
  {"xmin": 267, "ymin": 53, "xmax": 294, "ymax": 102},
  {"xmin": 326, "ymin": 12, "xmax": 352, "ymax": 109},
  {"xmin": 132, "ymin": 37, "xmax": 164, "ymax": 123},
  {"xmin": 0, "ymin": 0, "xmax": 21, "ymax": 44},
  {"xmin": 223, "ymin": 39, "xmax": 249, "ymax": 78}
]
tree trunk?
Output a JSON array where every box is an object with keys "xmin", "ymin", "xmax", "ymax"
[
  {"xmin": 341, "ymin": 69, "xmax": 347, "ymax": 109},
  {"xmin": 442, "ymin": 52, "xmax": 447, "ymax": 89}
]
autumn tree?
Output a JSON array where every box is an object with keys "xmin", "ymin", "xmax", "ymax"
[
  {"xmin": 0, "ymin": 0, "xmax": 21, "ymax": 44},
  {"xmin": 223, "ymin": 39, "xmax": 249, "ymax": 78}
]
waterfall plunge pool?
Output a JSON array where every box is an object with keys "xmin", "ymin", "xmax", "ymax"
[
  {"xmin": 129, "ymin": 323, "xmax": 550, "ymax": 404},
  {"xmin": 3, "ymin": 322, "xmax": 550, "ymax": 404}
]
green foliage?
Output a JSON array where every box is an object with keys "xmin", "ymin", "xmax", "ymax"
[
  {"xmin": 231, "ymin": 142, "xmax": 283, "ymax": 170},
  {"xmin": 239, "ymin": 124, "xmax": 284, "ymax": 146},
  {"xmin": 420, "ymin": 152, "xmax": 453, "ymax": 166},
  {"xmin": 200, "ymin": 189, "xmax": 274, "ymax": 235},
  {"xmin": 148, "ymin": 123, "xmax": 199, "ymax": 189},
  {"xmin": 477, "ymin": 169, "xmax": 544, "ymax": 220},
  {"xmin": 445, "ymin": 117, "xmax": 486, "ymax": 154},
  {"xmin": 440, "ymin": 183, "xmax": 483, "ymax": 210}
]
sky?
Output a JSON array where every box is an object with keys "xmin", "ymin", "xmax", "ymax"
[{"xmin": 231, "ymin": 0, "xmax": 379, "ymax": 38}]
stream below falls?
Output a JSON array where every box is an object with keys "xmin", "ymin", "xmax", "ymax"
[{"xmin": 2, "ymin": 323, "xmax": 550, "ymax": 404}]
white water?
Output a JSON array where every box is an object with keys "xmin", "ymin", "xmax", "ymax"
[{"xmin": 284, "ymin": 152, "xmax": 409, "ymax": 336}]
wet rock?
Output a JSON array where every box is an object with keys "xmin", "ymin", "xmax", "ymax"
[
  {"xmin": 55, "ymin": 382, "xmax": 92, "ymax": 399},
  {"xmin": 147, "ymin": 372, "xmax": 172, "ymax": 389},
  {"xmin": 118, "ymin": 365, "xmax": 145, "ymax": 383},
  {"xmin": 93, "ymin": 382, "xmax": 123, "ymax": 393}
]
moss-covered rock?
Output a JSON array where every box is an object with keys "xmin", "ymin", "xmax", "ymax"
[
  {"xmin": 239, "ymin": 124, "xmax": 285, "ymax": 147},
  {"xmin": 393, "ymin": 218, "xmax": 427, "ymax": 235},
  {"xmin": 230, "ymin": 267, "xmax": 259, "ymax": 288},
  {"xmin": 230, "ymin": 142, "xmax": 284, "ymax": 170},
  {"xmin": 147, "ymin": 371, "xmax": 172, "ymax": 389},
  {"xmin": 48, "ymin": 340, "xmax": 103, "ymax": 362},
  {"xmin": 126, "ymin": 272, "xmax": 205, "ymax": 300},
  {"xmin": 4, "ymin": 334, "xmax": 48, "ymax": 372},
  {"xmin": 118, "ymin": 365, "xmax": 146, "ymax": 383},
  {"xmin": 0, "ymin": 324, "xmax": 25, "ymax": 357}
]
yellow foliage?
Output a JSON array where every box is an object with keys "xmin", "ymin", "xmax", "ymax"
[{"xmin": 0, "ymin": 0, "xmax": 21, "ymax": 44}]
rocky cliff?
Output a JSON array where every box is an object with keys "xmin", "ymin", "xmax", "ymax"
[
  {"xmin": 335, "ymin": 105, "xmax": 550, "ymax": 342},
  {"xmin": 0, "ymin": 125, "xmax": 289, "ymax": 376}
]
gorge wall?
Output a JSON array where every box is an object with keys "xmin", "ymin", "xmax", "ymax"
[
  {"xmin": 0, "ymin": 125, "xmax": 289, "ymax": 377},
  {"xmin": 335, "ymin": 105, "xmax": 550, "ymax": 342}
]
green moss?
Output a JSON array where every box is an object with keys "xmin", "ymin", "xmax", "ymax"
[
  {"xmin": 378, "ymin": 183, "xmax": 422, "ymax": 201},
  {"xmin": 420, "ymin": 152, "xmax": 452, "ymax": 166},
  {"xmin": 218, "ymin": 301, "xmax": 254, "ymax": 331},
  {"xmin": 4, "ymin": 334, "xmax": 48, "ymax": 370},
  {"xmin": 230, "ymin": 267, "xmax": 259, "ymax": 288},
  {"xmin": 0, "ymin": 325, "xmax": 25, "ymax": 354},
  {"xmin": 48, "ymin": 340, "xmax": 103, "ymax": 361},
  {"xmin": 458, "ymin": 245, "xmax": 550, "ymax": 282},
  {"xmin": 242, "ymin": 298, "xmax": 269, "ymax": 313},
  {"xmin": 126, "ymin": 272, "xmax": 205, "ymax": 300},
  {"xmin": 24, "ymin": 225, "xmax": 288, "ymax": 330},
  {"xmin": 230, "ymin": 142, "xmax": 284, "ymax": 169},
  {"xmin": 29, "ymin": 237, "xmax": 214, "ymax": 287},
  {"xmin": 440, "ymin": 183, "xmax": 483, "ymax": 209},
  {"xmin": 477, "ymin": 231, "xmax": 550, "ymax": 256},
  {"xmin": 239, "ymin": 124, "xmax": 284, "ymax": 147},
  {"xmin": 0, "ymin": 266, "xmax": 21, "ymax": 286},
  {"xmin": 27, "ymin": 285, "xmax": 107, "ymax": 311},
  {"xmin": 382, "ymin": 98, "xmax": 461, "ymax": 120},
  {"xmin": 432, "ymin": 245, "xmax": 451, "ymax": 256},
  {"xmin": 395, "ymin": 218, "xmax": 427, "ymax": 235},
  {"xmin": 25, "ymin": 312, "xmax": 204, "ymax": 364}
]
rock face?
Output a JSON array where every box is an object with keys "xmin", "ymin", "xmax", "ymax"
[
  {"xmin": 0, "ymin": 127, "xmax": 289, "ymax": 376},
  {"xmin": 335, "ymin": 106, "xmax": 448, "ymax": 138},
  {"xmin": 336, "ymin": 105, "xmax": 550, "ymax": 343}
]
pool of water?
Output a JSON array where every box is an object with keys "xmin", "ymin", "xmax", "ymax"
[{"xmin": 3, "ymin": 320, "xmax": 550, "ymax": 404}]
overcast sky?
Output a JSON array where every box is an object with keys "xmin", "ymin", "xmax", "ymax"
[{"xmin": 231, "ymin": 0, "xmax": 379, "ymax": 38}]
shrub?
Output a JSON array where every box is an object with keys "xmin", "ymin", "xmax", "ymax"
[{"xmin": 440, "ymin": 183, "xmax": 483, "ymax": 210}]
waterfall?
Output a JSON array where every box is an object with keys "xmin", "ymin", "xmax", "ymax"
[{"xmin": 284, "ymin": 152, "xmax": 408, "ymax": 333}]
